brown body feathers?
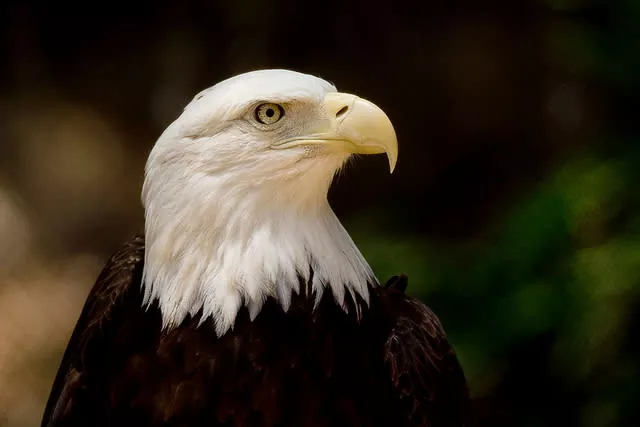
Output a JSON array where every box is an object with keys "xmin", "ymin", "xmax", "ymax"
[{"xmin": 42, "ymin": 235, "xmax": 472, "ymax": 427}]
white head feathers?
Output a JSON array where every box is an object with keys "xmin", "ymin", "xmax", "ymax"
[{"xmin": 141, "ymin": 69, "xmax": 397, "ymax": 335}]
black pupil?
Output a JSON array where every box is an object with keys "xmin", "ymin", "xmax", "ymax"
[{"xmin": 265, "ymin": 108, "xmax": 275, "ymax": 118}]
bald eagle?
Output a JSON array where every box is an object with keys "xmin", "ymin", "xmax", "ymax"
[{"xmin": 42, "ymin": 70, "xmax": 472, "ymax": 427}]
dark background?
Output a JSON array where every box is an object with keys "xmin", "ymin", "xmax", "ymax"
[{"xmin": 0, "ymin": 0, "xmax": 638, "ymax": 426}]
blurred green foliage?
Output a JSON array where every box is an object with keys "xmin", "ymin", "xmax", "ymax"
[
  {"xmin": 350, "ymin": 1, "xmax": 640, "ymax": 425},
  {"xmin": 351, "ymin": 144, "xmax": 640, "ymax": 426}
]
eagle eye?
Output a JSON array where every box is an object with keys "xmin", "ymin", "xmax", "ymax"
[{"xmin": 255, "ymin": 103, "xmax": 284, "ymax": 125}]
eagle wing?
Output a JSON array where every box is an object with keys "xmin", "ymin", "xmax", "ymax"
[
  {"xmin": 41, "ymin": 234, "xmax": 145, "ymax": 427},
  {"xmin": 381, "ymin": 275, "xmax": 474, "ymax": 427}
]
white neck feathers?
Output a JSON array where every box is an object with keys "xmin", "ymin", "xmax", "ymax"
[{"xmin": 141, "ymin": 152, "xmax": 376, "ymax": 336}]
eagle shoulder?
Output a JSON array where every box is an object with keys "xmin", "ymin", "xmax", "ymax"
[
  {"xmin": 379, "ymin": 274, "xmax": 474, "ymax": 427},
  {"xmin": 41, "ymin": 234, "xmax": 145, "ymax": 426}
]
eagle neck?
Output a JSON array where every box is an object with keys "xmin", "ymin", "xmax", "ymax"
[{"xmin": 142, "ymin": 180, "xmax": 377, "ymax": 336}]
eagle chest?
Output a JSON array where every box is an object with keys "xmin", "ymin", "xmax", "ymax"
[{"xmin": 102, "ymin": 299, "xmax": 399, "ymax": 427}]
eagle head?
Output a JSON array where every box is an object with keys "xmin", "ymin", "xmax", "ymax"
[{"xmin": 141, "ymin": 69, "xmax": 398, "ymax": 335}]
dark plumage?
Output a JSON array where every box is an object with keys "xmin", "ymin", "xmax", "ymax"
[{"xmin": 42, "ymin": 234, "xmax": 472, "ymax": 427}]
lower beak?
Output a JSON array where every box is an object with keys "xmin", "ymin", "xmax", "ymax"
[{"xmin": 274, "ymin": 92, "xmax": 398, "ymax": 173}]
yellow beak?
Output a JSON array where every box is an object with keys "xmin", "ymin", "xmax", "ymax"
[{"xmin": 273, "ymin": 92, "xmax": 398, "ymax": 173}]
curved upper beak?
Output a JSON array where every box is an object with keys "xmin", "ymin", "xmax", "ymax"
[
  {"xmin": 272, "ymin": 92, "xmax": 398, "ymax": 173},
  {"xmin": 323, "ymin": 92, "xmax": 398, "ymax": 173}
]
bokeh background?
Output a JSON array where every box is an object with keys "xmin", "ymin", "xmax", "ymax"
[{"xmin": 1, "ymin": 0, "xmax": 638, "ymax": 426}]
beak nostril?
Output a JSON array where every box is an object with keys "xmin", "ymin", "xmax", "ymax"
[{"xmin": 335, "ymin": 105, "xmax": 349, "ymax": 119}]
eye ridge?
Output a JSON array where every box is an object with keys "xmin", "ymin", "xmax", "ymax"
[{"xmin": 255, "ymin": 103, "xmax": 284, "ymax": 125}]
